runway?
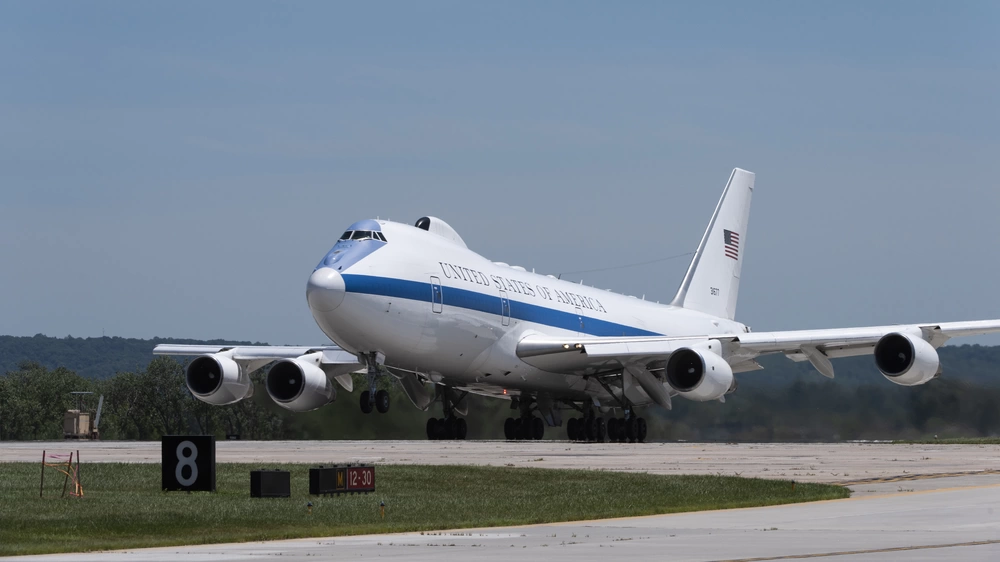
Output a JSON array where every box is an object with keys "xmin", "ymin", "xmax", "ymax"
[
  {"xmin": 3, "ymin": 440, "xmax": 999, "ymax": 484},
  {"xmin": 5, "ymin": 440, "xmax": 1000, "ymax": 560}
]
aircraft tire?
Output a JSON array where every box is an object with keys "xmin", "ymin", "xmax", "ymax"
[
  {"xmin": 426, "ymin": 418, "xmax": 439, "ymax": 440},
  {"xmin": 456, "ymin": 417, "xmax": 468, "ymax": 440},
  {"xmin": 566, "ymin": 418, "xmax": 578, "ymax": 441},
  {"xmin": 616, "ymin": 418, "xmax": 627, "ymax": 443},
  {"xmin": 625, "ymin": 417, "xmax": 637, "ymax": 443},
  {"xmin": 606, "ymin": 417, "xmax": 618, "ymax": 440},
  {"xmin": 585, "ymin": 417, "xmax": 596, "ymax": 442},
  {"xmin": 444, "ymin": 417, "xmax": 457, "ymax": 440},
  {"xmin": 531, "ymin": 417, "xmax": 544, "ymax": 440},
  {"xmin": 360, "ymin": 391, "xmax": 373, "ymax": 414},
  {"xmin": 637, "ymin": 417, "xmax": 647, "ymax": 443},
  {"xmin": 375, "ymin": 390, "xmax": 390, "ymax": 414},
  {"xmin": 516, "ymin": 418, "xmax": 529, "ymax": 440},
  {"xmin": 504, "ymin": 417, "xmax": 516, "ymax": 440},
  {"xmin": 595, "ymin": 417, "xmax": 607, "ymax": 443}
]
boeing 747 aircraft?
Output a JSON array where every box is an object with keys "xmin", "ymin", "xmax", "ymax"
[{"xmin": 155, "ymin": 169, "xmax": 1000, "ymax": 442}]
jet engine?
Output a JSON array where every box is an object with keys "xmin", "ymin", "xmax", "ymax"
[
  {"xmin": 266, "ymin": 357, "xmax": 337, "ymax": 412},
  {"xmin": 186, "ymin": 353, "xmax": 253, "ymax": 405},
  {"xmin": 664, "ymin": 347, "xmax": 735, "ymax": 402},
  {"xmin": 874, "ymin": 332, "xmax": 939, "ymax": 386}
]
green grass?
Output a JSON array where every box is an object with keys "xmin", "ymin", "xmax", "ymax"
[
  {"xmin": 0, "ymin": 463, "xmax": 849, "ymax": 555},
  {"xmin": 894, "ymin": 437, "xmax": 1000, "ymax": 445}
]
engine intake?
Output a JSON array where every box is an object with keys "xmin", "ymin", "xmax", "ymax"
[
  {"xmin": 266, "ymin": 357, "xmax": 336, "ymax": 412},
  {"xmin": 665, "ymin": 346, "xmax": 735, "ymax": 402},
  {"xmin": 874, "ymin": 332, "xmax": 939, "ymax": 386},
  {"xmin": 186, "ymin": 354, "xmax": 252, "ymax": 405}
]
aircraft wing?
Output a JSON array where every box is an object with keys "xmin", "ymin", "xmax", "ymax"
[
  {"xmin": 517, "ymin": 319, "xmax": 1000, "ymax": 377},
  {"xmin": 153, "ymin": 344, "xmax": 364, "ymax": 391},
  {"xmin": 154, "ymin": 344, "xmax": 357, "ymax": 361}
]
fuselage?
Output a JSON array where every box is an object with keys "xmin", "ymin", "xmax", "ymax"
[{"xmin": 306, "ymin": 219, "xmax": 747, "ymax": 401}]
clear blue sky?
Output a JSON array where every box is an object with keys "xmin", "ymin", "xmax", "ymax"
[{"xmin": 1, "ymin": 1, "xmax": 998, "ymax": 345}]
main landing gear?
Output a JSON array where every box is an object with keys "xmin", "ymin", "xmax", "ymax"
[
  {"xmin": 503, "ymin": 396, "xmax": 545, "ymax": 440},
  {"xmin": 567, "ymin": 411, "xmax": 647, "ymax": 443},
  {"xmin": 426, "ymin": 416, "xmax": 468, "ymax": 440},
  {"xmin": 426, "ymin": 386, "xmax": 469, "ymax": 440},
  {"xmin": 359, "ymin": 352, "xmax": 391, "ymax": 415}
]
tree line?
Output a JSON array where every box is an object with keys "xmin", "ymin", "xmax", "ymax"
[{"xmin": 1, "ymin": 345, "xmax": 1000, "ymax": 441}]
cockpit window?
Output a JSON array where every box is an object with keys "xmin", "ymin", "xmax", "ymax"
[{"xmin": 338, "ymin": 229, "xmax": 385, "ymax": 242}]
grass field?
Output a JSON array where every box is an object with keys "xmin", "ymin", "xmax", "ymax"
[{"xmin": 0, "ymin": 462, "xmax": 849, "ymax": 556}]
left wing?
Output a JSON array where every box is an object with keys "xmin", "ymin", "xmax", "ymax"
[{"xmin": 518, "ymin": 320, "xmax": 1000, "ymax": 408}]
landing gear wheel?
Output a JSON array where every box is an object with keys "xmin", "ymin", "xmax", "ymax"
[
  {"xmin": 595, "ymin": 418, "xmax": 607, "ymax": 443},
  {"xmin": 375, "ymin": 389, "xmax": 390, "ymax": 413},
  {"xmin": 637, "ymin": 417, "xmax": 648, "ymax": 443},
  {"xmin": 443, "ymin": 417, "xmax": 457, "ymax": 440},
  {"xmin": 585, "ymin": 417, "xmax": 597, "ymax": 442},
  {"xmin": 426, "ymin": 418, "xmax": 439, "ymax": 440},
  {"xmin": 567, "ymin": 418, "xmax": 578, "ymax": 441},
  {"xmin": 616, "ymin": 418, "xmax": 627, "ymax": 443},
  {"xmin": 531, "ymin": 417, "xmax": 544, "ymax": 440},
  {"xmin": 625, "ymin": 416, "xmax": 637, "ymax": 443},
  {"xmin": 607, "ymin": 417, "xmax": 618, "ymax": 441},
  {"xmin": 504, "ymin": 417, "xmax": 516, "ymax": 440},
  {"xmin": 519, "ymin": 418, "xmax": 530, "ymax": 440},
  {"xmin": 455, "ymin": 417, "xmax": 468, "ymax": 440},
  {"xmin": 360, "ymin": 391, "xmax": 373, "ymax": 414}
]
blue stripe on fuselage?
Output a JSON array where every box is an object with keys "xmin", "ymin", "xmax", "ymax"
[{"xmin": 341, "ymin": 274, "xmax": 661, "ymax": 337}]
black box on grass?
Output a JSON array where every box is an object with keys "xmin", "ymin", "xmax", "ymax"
[{"xmin": 250, "ymin": 470, "xmax": 290, "ymax": 498}]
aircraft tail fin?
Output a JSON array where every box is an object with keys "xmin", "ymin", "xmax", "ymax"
[{"xmin": 670, "ymin": 168, "xmax": 754, "ymax": 321}]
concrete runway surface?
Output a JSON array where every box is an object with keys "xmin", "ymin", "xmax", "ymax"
[{"xmin": 5, "ymin": 440, "xmax": 1000, "ymax": 561}]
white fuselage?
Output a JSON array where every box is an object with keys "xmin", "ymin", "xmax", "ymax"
[{"xmin": 308, "ymin": 220, "xmax": 746, "ymax": 403}]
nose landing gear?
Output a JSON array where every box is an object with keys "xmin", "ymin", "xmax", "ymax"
[{"xmin": 359, "ymin": 352, "xmax": 392, "ymax": 415}]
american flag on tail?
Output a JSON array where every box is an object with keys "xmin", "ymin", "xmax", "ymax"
[{"xmin": 724, "ymin": 229, "xmax": 739, "ymax": 260}]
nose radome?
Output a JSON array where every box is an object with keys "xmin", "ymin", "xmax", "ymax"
[{"xmin": 307, "ymin": 268, "xmax": 346, "ymax": 312}]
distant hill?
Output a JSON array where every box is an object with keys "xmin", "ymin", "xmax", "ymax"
[
  {"xmin": 0, "ymin": 335, "xmax": 262, "ymax": 379},
  {"xmin": 1, "ymin": 334, "xmax": 999, "ymax": 387}
]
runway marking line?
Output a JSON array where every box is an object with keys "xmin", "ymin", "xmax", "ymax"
[{"xmin": 715, "ymin": 539, "xmax": 1000, "ymax": 561}]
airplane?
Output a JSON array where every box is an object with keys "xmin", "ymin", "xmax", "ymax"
[{"xmin": 154, "ymin": 168, "xmax": 1000, "ymax": 442}]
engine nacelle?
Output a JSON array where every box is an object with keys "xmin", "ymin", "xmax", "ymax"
[
  {"xmin": 874, "ymin": 332, "xmax": 939, "ymax": 386},
  {"xmin": 665, "ymin": 346, "xmax": 735, "ymax": 402},
  {"xmin": 266, "ymin": 357, "xmax": 336, "ymax": 412},
  {"xmin": 187, "ymin": 353, "xmax": 253, "ymax": 405}
]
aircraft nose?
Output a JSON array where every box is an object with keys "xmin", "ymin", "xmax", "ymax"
[{"xmin": 306, "ymin": 267, "xmax": 346, "ymax": 312}]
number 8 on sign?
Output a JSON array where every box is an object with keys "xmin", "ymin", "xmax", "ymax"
[{"xmin": 175, "ymin": 440, "xmax": 199, "ymax": 486}]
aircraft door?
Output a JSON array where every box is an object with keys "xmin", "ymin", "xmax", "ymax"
[
  {"xmin": 499, "ymin": 290, "xmax": 511, "ymax": 327},
  {"xmin": 430, "ymin": 276, "xmax": 443, "ymax": 313}
]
